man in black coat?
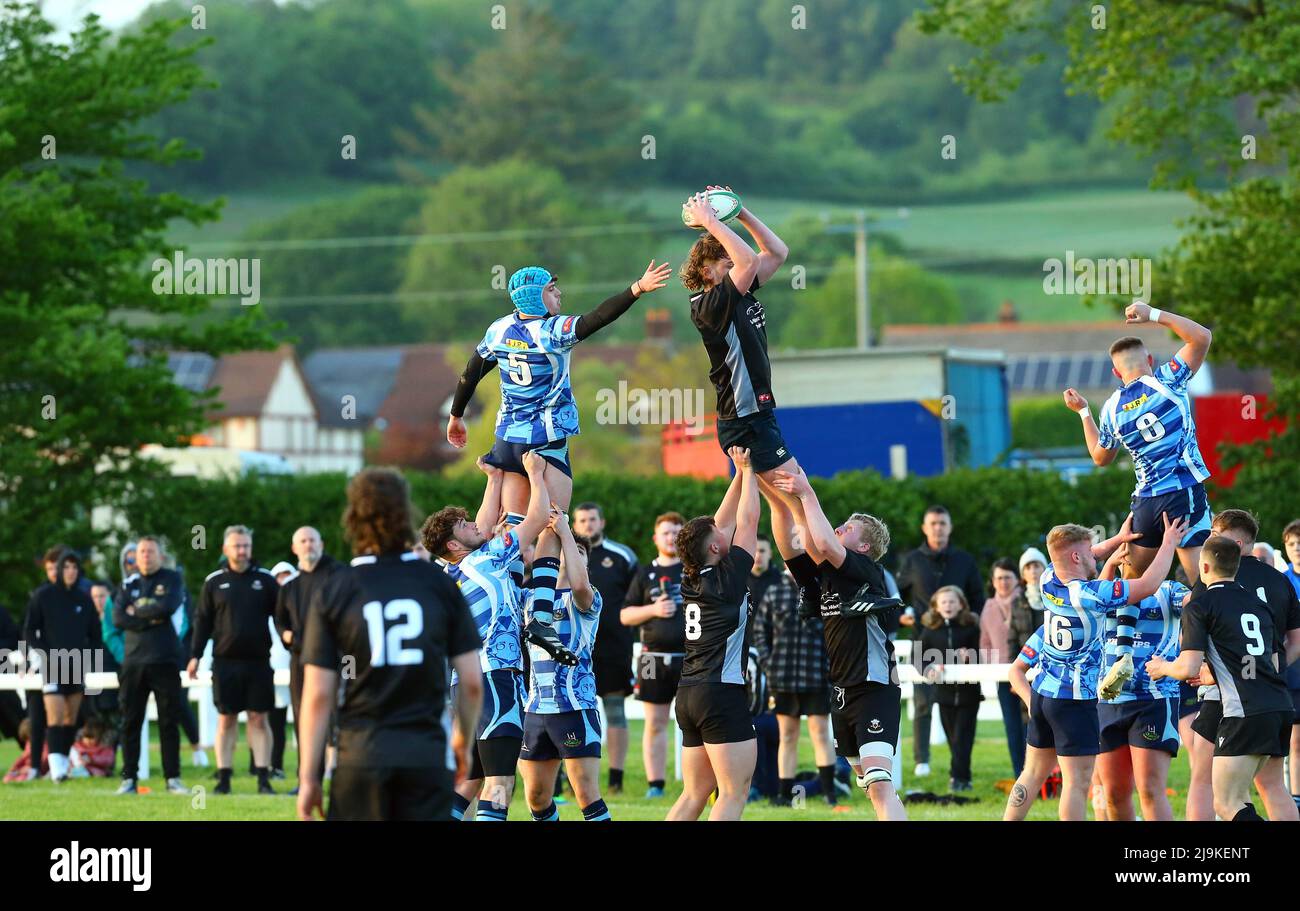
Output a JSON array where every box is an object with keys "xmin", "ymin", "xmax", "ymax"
[
  {"xmin": 895, "ymin": 505, "xmax": 986, "ymax": 779},
  {"xmin": 274, "ymin": 526, "xmax": 342, "ymax": 793}
]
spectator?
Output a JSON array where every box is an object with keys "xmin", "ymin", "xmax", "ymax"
[
  {"xmin": 747, "ymin": 536, "xmax": 783, "ymax": 609},
  {"xmin": 896, "ymin": 505, "xmax": 986, "ymax": 777},
  {"xmin": 0, "ymin": 605, "xmax": 24, "ymax": 741},
  {"xmin": 189, "ymin": 525, "xmax": 279, "ymax": 795},
  {"xmin": 87, "ymin": 581, "xmax": 123, "ymax": 730},
  {"xmin": 274, "ymin": 526, "xmax": 343, "ymax": 795},
  {"xmin": 1281, "ymin": 519, "xmax": 1300, "ymax": 805},
  {"xmin": 114, "ymin": 536, "xmax": 188, "ymax": 795},
  {"xmin": 24, "ymin": 551, "xmax": 102, "ymax": 782},
  {"xmin": 572, "ymin": 502, "xmax": 639, "ymax": 796},
  {"xmin": 982, "ymin": 557, "xmax": 1026, "ymax": 778},
  {"xmin": 69, "ymin": 718, "xmax": 115, "ymax": 778},
  {"xmin": 3, "ymin": 719, "xmax": 46, "ymax": 782},
  {"xmin": 20, "ymin": 546, "xmax": 65, "ymax": 781},
  {"xmin": 919, "ymin": 585, "xmax": 982, "ymax": 791},
  {"xmin": 622, "ymin": 511, "xmax": 686, "ymax": 798},
  {"xmin": 752, "ymin": 570, "xmax": 838, "ymax": 807},
  {"xmin": 262, "ymin": 560, "xmax": 296, "ymax": 781}
]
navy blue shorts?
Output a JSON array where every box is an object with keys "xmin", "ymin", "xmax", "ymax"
[
  {"xmin": 1027, "ymin": 691, "xmax": 1100, "ymax": 756},
  {"xmin": 1178, "ymin": 681, "xmax": 1201, "ymax": 719},
  {"xmin": 716, "ymin": 410, "xmax": 793, "ymax": 474},
  {"xmin": 520, "ymin": 709, "xmax": 602, "ymax": 761},
  {"xmin": 1098, "ymin": 696, "xmax": 1181, "ymax": 756},
  {"xmin": 1131, "ymin": 483, "xmax": 1211, "ymax": 549},
  {"xmin": 483, "ymin": 437, "xmax": 572, "ymax": 479}
]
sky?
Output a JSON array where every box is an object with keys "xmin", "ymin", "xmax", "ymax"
[{"xmin": 40, "ymin": 0, "xmax": 155, "ymax": 36}]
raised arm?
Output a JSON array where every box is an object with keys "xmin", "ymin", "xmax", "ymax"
[
  {"xmin": 551, "ymin": 509, "xmax": 594, "ymax": 611},
  {"xmin": 729, "ymin": 193, "xmax": 788, "ymax": 286},
  {"xmin": 1126, "ymin": 302, "xmax": 1211, "ymax": 375},
  {"xmin": 684, "ymin": 192, "xmax": 758, "ymax": 293},
  {"xmin": 1127, "ymin": 514, "xmax": 1187, "ymax": 603},
  {"xmin": 772, "ymin": 469, "xmax": 846, "ymax": 568},
  {"xmin": 713, "ymin": 459, "xmax": 746, "ymax": 541},
  {"xmin": 475, "ymin": 456, "xmax": 504, "ymax": 534},
  {"xmin": 1063, "ymin": 388, "xmax": 1119, "ymax": 467},
  {"xmin": 510, "ymin": 452, "xmax": 553, "ymax": 549},
  {"xmin": 732, "ymin": 450, "xmax": 760, "ymax": 557},
  {"xmin": 1092, "ymin": 514, "xmax": 1140, "ymax": 562},
  {"xmin": 573, "ymin": 261, "xmax": 673, "ymax": 342}
]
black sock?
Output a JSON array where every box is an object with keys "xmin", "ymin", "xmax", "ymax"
[
  {"xmin": 608, "ymin": 768, "xmax": 624, "ymax": 789},
  {"xmin": 217, "ymin": 767, "xmax": 232, "ymax": 783},
  {"xmin": 818, "ymin": 765, "xmax": 838, "ymax": 804},
  {"xmin": 255, "ymin": 766, "xmax": 270, "ymax": 783},
  {"xmin": 48, "ymin": 725, "xmax": 71, "ymax": 756},
  {"xmin": 777, "ymin": 777, "xmax": 794, "ymax": 804},
  {"xmin": 1232, "ymin": 802, "xmax": 1264, "ymax": 821},
  {"xmin": 649, "ymin": 779, "xmax": 664, "ymax": 790}
]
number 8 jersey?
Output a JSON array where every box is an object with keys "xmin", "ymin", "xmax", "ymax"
[
  {"xmin": 1096, "ymin": 353, "xmax": 1210, "ymax": 497},
  {"xmin": 1034, "ymin": 564, "xmax": 1135, "ymax": 700},
  {"xmin": 679, "ymin": 548, "xmax": 755, "ymax": 687}
]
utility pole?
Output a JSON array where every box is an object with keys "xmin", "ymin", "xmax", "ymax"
[{"xmin": 854, "ymin": 209, "xmax": 869, "ymax": 349}]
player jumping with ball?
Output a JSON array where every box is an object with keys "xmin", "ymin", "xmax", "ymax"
[{"xmin": 680, "ymin": 188, "xmax": 827, "ymax": 619}]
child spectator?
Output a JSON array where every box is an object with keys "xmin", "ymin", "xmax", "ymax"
[
  {"xmin": 4, "ymin": 719, "xmax": 49, "ymax": 783},
  {"xmin": 70, "ymin": 718, "xmax": 116, "ymax": 778},
  {"xmin": 920, "ymin": 585, "xmax": 982, "ymax": 791}
]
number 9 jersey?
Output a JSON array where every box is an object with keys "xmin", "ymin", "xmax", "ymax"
[{"xmin": 1034, "ymin": 564, "xmax": 1133, "ymax": 701}]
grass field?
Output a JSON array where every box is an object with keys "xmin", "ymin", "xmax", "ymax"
[{"xmin": 0, "ymin": 717, "xmax": 1196, "ymax": 821}]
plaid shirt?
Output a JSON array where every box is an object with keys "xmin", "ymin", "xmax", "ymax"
[{"xmin": 751, "ymin": 573, "xmax": 830, "ymax": 694}]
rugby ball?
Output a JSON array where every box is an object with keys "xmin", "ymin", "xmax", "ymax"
[{"xmin": 682, "ymin": 188, "xmax": 742, "ymax": 229}]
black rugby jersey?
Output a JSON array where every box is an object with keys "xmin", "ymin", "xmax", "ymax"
[
  {"xmin": 1183, "ymin": 581, "xmax": 1292, "ymax": 718},
  {"xmin": 679, "ymin": 548, "xmax": 754, "ymax": 686},
  {"xmin": 689, "ymin": 275, "xmax": 773, "ymax": 420}
]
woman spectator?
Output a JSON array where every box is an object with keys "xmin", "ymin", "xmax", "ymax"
[
  {"xmin": 1005, "ymin": 547, "xmax": 1047, "ymax": 775},
  {"xmin": 919, "ymin": 586, "xmax": 982, "ymax": 791},
  {"xmin": 982, "ymin": 557, "xmax": 1024, "ymax": 777}
]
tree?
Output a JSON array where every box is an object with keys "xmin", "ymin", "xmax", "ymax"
[
  {"xmin": 398, "ymin": 160, "xmax": 656, "ymax": 342},
  {"xmin": 407, "ymin": 7, "xmax": 631, "ymax": 182},
  {"xmin": 919, "ymin": 0, "xmax": 1300, "ymax": 519},
  {"xmin": 0, "ymin": 3, "xmax": 274, "ymax": 611}
]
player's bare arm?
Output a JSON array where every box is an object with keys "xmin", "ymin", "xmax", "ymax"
[
  {"xmin": 1009, "ymin": 660, "xmax": 1033, "ymax": 707},
  {"xmin": 1063, "ymin": 387, "xmax": 1118, "ymax": 467},
  {"xmin": 1128, "ymin": 513, "xmax": 1189, "ymax": 602},
  {"xmin": 510, "ymin": 452, "xmax": 553, "ymax": 547},
  {"xmin": 449, "ymin": 650, "xmax": 482, "ymax": 774},
  {"xmin": 684, "ymin": 192, "xmax": 758, "ymax": 292},
  {"xmin": 1126, "ymin": 301, "xmax": 1212, "ymax": 374},
  {"xmin": 1092, "ymin": 513, "xmax": 1140, "ymax": 561},
  {"xmin": 1147, "ymin": 648, "xmax": 1203, "ymax": 682},
  {"xmin": 707, "ymin": 185, "xmax": 788, "ymax": 285},
  {"xmin": 771, "ymin": 469, "xmax": 846, "ymax": 568},
  {"xmin": 732, "ymin": 448, "xmax": 760, "ymax": 556},
  {"xmin": 475, "ymin": 455, "xmax": 504, "ymax": 534},
  {"xmin": 550, "ymin": 507, "xmax": 595, "ymax": 611},
  {"xmin": 712, "ymin": 447, "xmax": 749, "ymax": 540},
  {"xmin": 296, "ymin": 663, "xmax": 338, "ymax": 820}
]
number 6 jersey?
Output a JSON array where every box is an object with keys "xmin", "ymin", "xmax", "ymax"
[
  {"xmin": 1034, "ymin": 564, "xmax": 1136, "ymax": 701},
  {"xmin": 679, "ymin": 547, "xmax": 755, "ymax": 687},
  {"xmin": 302, "ymin": 552, "xmax": 482, "ymax": 767}
]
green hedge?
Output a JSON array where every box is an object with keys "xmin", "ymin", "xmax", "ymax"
[{"xmin": 110, "ymin": 465, "xmax": 1140, "ymax": 597}]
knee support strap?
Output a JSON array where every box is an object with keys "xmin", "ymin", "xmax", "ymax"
[{"xmin": 602, "ymin": 695, "xmax": 627, "ymax": 728}]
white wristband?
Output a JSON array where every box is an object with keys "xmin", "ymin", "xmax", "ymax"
[
  {"xmin": 1147, "ymin": 307, "xmax": 1164, "ymax": 323},
  {"xmin": 1078, "ymin": 407, "xmax": 1093, "ymax": 422}
]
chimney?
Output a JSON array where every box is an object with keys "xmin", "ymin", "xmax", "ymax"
[{"xmin": 645, "ymin": 308, "xmax": 673, "ymax": 344}]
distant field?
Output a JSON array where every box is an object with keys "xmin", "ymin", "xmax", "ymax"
[
  {"xmin": 167, "ymin": 180, "xmax": 1191, "ymax": 326},
  {"xmin": 0, "ymin": 718, "xmax": 1199, "ymax": 821}
]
